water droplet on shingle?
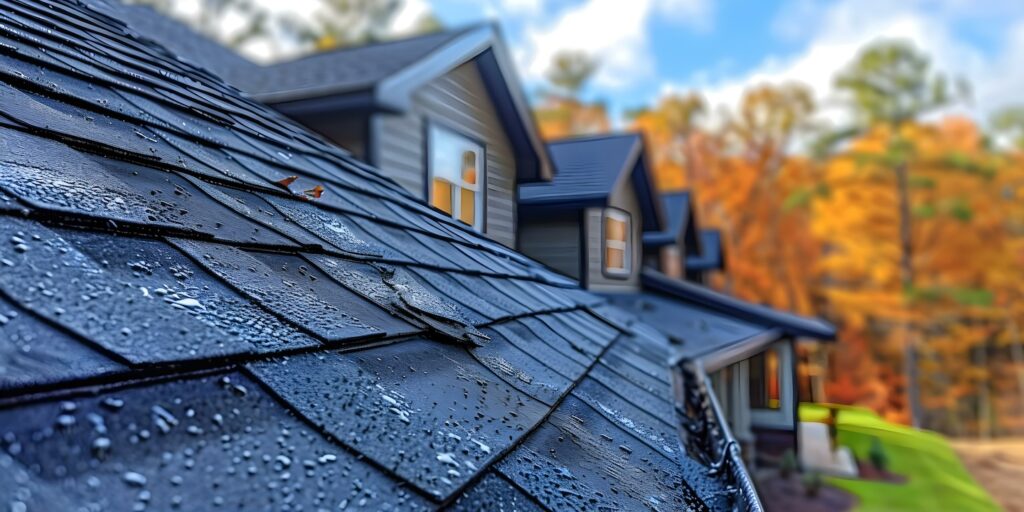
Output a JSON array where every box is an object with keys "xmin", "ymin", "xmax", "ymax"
[
  {"xmin": 102, "ymin": 397, "xmax": 125, "ymax": 410},
  {"xmin": 436, "ymin": 453, "xmax": 459, "ymax": 467},
  {"xmin": 57, "ymin": 414, "xmax": 76, "ymax": 429},
  {"xmin": 92, "ymin": 437, "xmax": 111, "ymax": 457},
  {"xmin": 122, "ymin": 471, "xmax": 147, "ymax": 487}
]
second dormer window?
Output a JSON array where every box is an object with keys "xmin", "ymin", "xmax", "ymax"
[
  {"xmin": 603, "ymin": 208, "xmax": 631, "ymax": 277},
  {"xmin": 428, "ymin": 124, "xmax": 484, "ymax": 230}
]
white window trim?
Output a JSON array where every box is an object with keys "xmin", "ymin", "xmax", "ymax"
[
  {"xmin": 602, "ymin": 208, "xmax": 632, "ymax": 277},
  {"xmin": 751, "ymin": 341, "xmax": 795, "ymax": 430},
  {"xmin": 426, "ymin": 123, "xmax": 485, "ymax": 231}
]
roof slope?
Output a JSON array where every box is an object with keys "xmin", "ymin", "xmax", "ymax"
[
  {"xmin": 0, "ymin": 1, "xmax": 742, "ymax": 510},
  {"xmin": 520, "ymin": 134, "xmax": 639, "ymax": 204},
  {"xmin": 605, "ymin": 292, "xmax": 783, "ymax": 372},
  {"xmin": 94, "ymin": 1, "xmax": 260, "ymax": 86},
  {"xmin": 519, "ymin": 133, "xmax": 663, "ymax": 231},
  {"xmin": 96, "ymin": 7, "xmax": 554, "ymax": 183},
  {"xmin": 642, "ymin": 270, "xmax": 837, "ymax": 340},
  {"xmin": 238, "ymin": 28, "xmax": 472, "ymax": 100}
]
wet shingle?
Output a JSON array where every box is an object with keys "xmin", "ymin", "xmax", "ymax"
[
  {"xmin": 449, "ymin": 472, "xmax": 545, "ymax": 512},
  {"xmin": 247, "ymin": 339, "xmax": 549, "ymax": 500},
  {"xmin": 0, "ymin": 294, "xmax": 124, "ymax": 390},
  {"xmin": 0, "ymin": 371, "xmax": 432, "ymax": 511},
  {"xmin": 0, "ymin": 219, "xmax": 255, "ymax": 364},
  {"xmin": 170, "ymin": 238, "xmax": 397, "ymax": 343},
  {"xmin": 497, "ymin": 395, "xmax": 707, "ymax": 512}
]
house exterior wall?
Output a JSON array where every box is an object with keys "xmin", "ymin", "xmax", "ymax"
[
  {"xmin": 373, "ymin": 60, "xmax": 518, "ymax": 248},
  {"xmin": 584, "ymin": 176, "xmax": 643, "ymax": 293},
  {"xmin": 518, "ymin": 215, "xmax": 581, "ymax": 280},
  {"xmin": 659, "ymin": 244, "xmax": 683, "ymax": 279}
]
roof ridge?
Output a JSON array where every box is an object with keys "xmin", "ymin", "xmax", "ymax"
[
  {"xmin": 547, "ymin": 131, "xmax": 642, "ymax": 145},
  {"xmin": 258, "ymin": 23, "xmax": 485, "ymax": 70}
]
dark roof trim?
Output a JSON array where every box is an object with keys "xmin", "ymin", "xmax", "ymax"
[
  {"xmin": 685, "ymin": 229, "xmax": 724, "ymax": 272},
  {"xmin": 643, "ymin": 191, "xmax": 694, "ymax": 248},
  {"xmin": 675, "ymin": 329, "xmax": 784, "ymax": 372},
  {"xmin": 262, "ymin": 24, "xmax": 552, "ymax": 183},
  {"xmin": 628, "ymin": 139, "xmax": 663, "ymax": 233},
  {"xmin": 642, "ymin": 269, "xmax": 836, "ymax": 340}
]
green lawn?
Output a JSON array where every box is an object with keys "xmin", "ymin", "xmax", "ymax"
[{"xmin": 799, "ymin": 403, "xmax": 1001, "ymax": 512}]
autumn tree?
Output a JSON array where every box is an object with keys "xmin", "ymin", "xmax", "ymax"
[
  {"xmin": 534, "ymin": 51, "xmax": 609, "ymax": 139},
  {"xmin": 128, "ymin": 0, "xmax": 270, "ymax": 50},
  {"xmin": 823, "ymin": 40, "xmax": 969, "ymax": 427},
  {"xmin": 130, "ymin": 0, "xmax": 440, "ymax": 57},
  {"xmin": 992, "ymin": 106, "xmax": 1024, "ymax": 151}
]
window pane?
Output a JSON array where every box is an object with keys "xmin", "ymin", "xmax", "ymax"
[
  {"xmin": 459, "ymin": 187, "xmax": 476, "ymax": 226},
  {"xmin": 749, "ymin": 349, "xmax": 781, "ymax": 410},
  {"xmin": 606, "ymin": 247, "xmax": 624, "ymax": 270},
  {"xmin": 605, "ymin": 217, "xmax": 626, "ymax": 242},
  {"xmin": 462, "ymin": 151, "xmax": 478, "ymax": 186},
  {"xmin": 431, "ymin": 178, "xmax": 453, "ymax": 215}
]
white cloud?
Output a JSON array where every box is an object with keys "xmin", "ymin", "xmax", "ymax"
[
  {"xmin": 499, "ymin": 0, "xmax": 544, "ymax": 15},
  {"xmin": 663, "ymin": 0, "xmax": 1024, "ymax": 128},
  {"xmin": 518, "ymin": 0, "xmax": 712, "ymax": 90},
  {"xmin": 391, "ymin": 0, "xmax": 433, "ymax": 36}
]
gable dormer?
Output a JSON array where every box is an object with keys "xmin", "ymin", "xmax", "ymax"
[{"xmin": 518, "ymin": 133, "xmax": 662, "ymax": 292}]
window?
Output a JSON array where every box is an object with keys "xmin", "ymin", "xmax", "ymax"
[
  {"xmin": 750, "ymin": 342, "xmax": 795, "ymax": 429},
  {"xmin": 428, "ymin": 124, "xmax": 484, "ymax": 230},
  {"xmin": 749, "ymin": 347, "xmax": 781, "ymax": 410},
  {"xmin": 603, "ymin": 209, "xmax": 631, "ymax": 276}
]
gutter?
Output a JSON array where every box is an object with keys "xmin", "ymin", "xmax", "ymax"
[{"xmin": 677, "ymin": 360, "xmax": 764, "ymax": 512}]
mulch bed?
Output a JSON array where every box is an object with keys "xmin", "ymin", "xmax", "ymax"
[
  {"xmin": 857, "ymin": 460, "xmax": 907, "ymax": 484},
  {"xmin": 758, "ymin": 474, "xmax": 857, "ymax": 512}
]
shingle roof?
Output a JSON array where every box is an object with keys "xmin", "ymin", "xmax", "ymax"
[
  {"xmin": 519, "ymin": 133, "xmax": 663, "ymax": 231},
  {"xmin": 238, "ymin": 28, "xmax": 473, "ymax": 101},
  {"xmin": 520, "ymin": 134, "xmax": 639, "ymax": 204},
  {"xmin": 604, "ymin": 292, "xmax": 783, "ymax": 372},
  {"xmin": 93, "ymin": 1, "xmax": 467, "ymax": 102},
  {"xmin": 642, "ymin": 270, "xmax": 837, "ymax": 340},
  {"xmin": 0, "ymin": 1, "xmax": 744, "ymax": 509},
  {"xmin": 93, "ymin": 1, "xmax": 260, "ymax": 87}
]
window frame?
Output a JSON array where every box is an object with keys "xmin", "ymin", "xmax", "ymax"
[
  {"xmin": 750, "ymin": 341, "xmax": 795, "ymax": 429},
  {"xmin": 424, "ymin": 120, "xmax": 487, "ymax": 232},
  {"xmin": 601, "ymin": 207, "xmax": 632, "ymax": 279}
]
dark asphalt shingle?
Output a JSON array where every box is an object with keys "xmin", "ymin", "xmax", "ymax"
[{"xmin": 519, "ymin": 133, "xmax": 641, "ymax": 204}]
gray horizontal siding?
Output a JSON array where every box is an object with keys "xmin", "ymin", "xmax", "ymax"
[{"xmin": 518, "ymin": 217, "xmax": 581, "ymax": 280}]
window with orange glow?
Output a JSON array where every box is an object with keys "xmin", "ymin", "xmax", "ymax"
[
  {"xmin": 603, "ymin": 209, "xmax": 631, "ymax": 276},
  {"xmin": 428, "ymin": 125, "xmax": 484, "ymax": 230},
  {"xmin": 749, "ymin": 347, "xmax": 781, "ymax": 410}
]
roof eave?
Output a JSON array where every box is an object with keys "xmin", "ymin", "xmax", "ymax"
[{"xmin": 642, "ymin": 269, "xmax": 837, "ymax": 340}]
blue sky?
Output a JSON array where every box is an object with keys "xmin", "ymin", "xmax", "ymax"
[
  {"xmin": 397, "ymin": 0, "xmax": 1024, "ymax": 125},
  {"xmin": 220, "ymin": 0, "xmax": 1024, "ymax": 125}
]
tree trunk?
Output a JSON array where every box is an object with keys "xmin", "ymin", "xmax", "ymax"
[
  {"xmin": 1008, "ymin": 316, "xmax": 1024, "ymax": 429},
  {"xmin": 895, "ymin": 160, "xmax": 923, "ymax": 428}
]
